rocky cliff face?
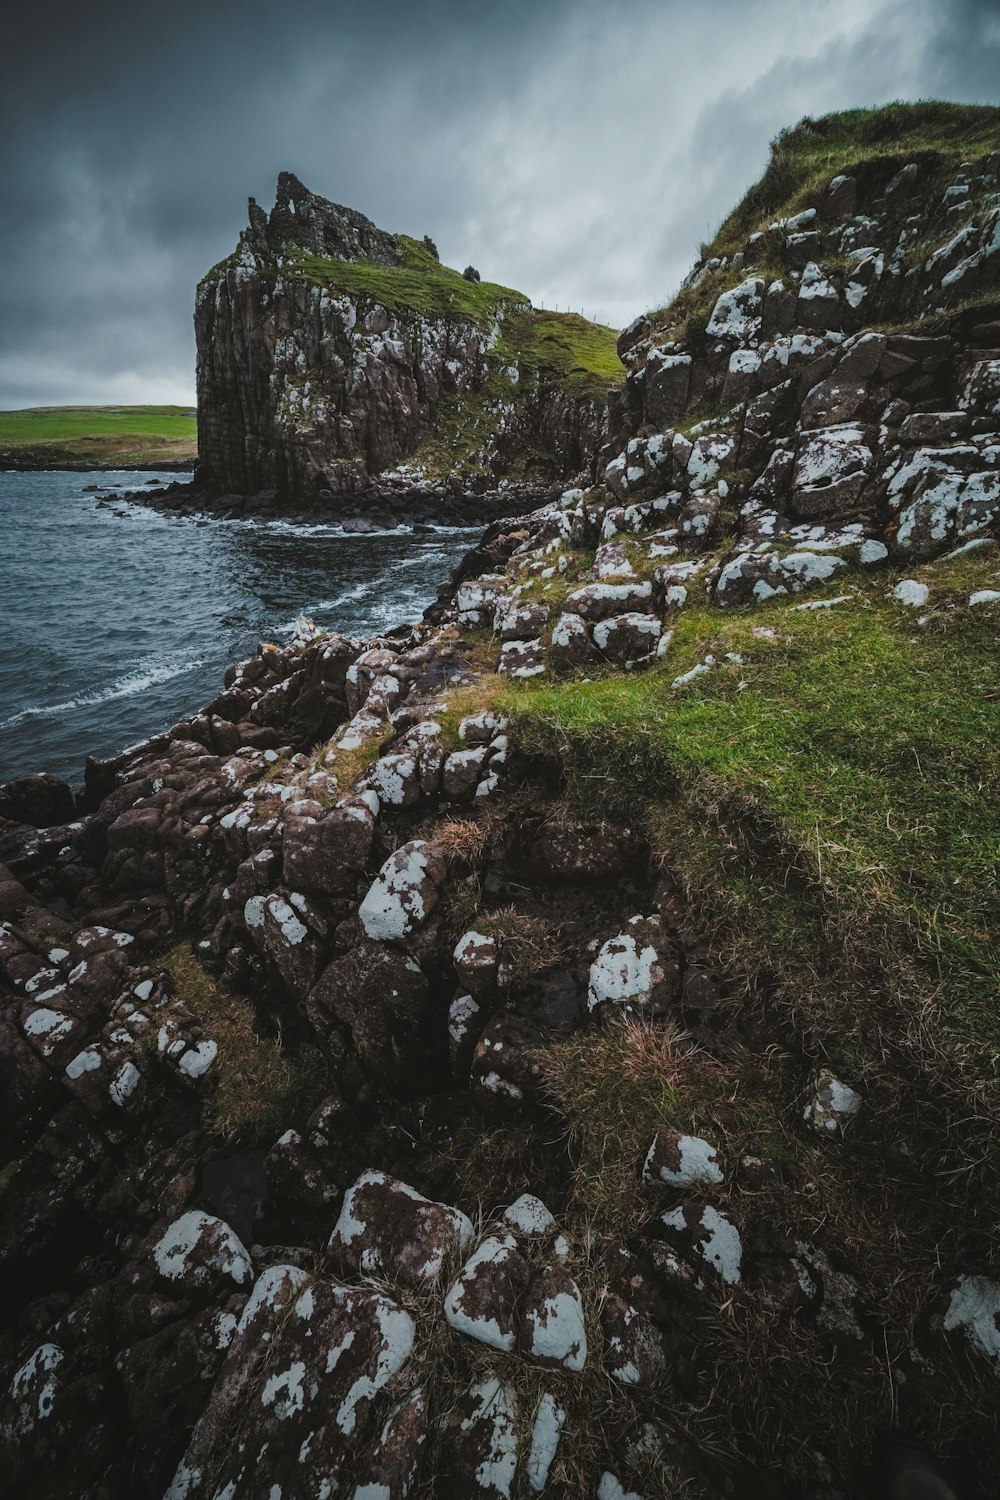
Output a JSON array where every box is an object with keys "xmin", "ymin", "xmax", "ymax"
[
  {"xmin": 4, "ymin": 106, "xmax": 1000, "ymax": 1499},
  {"xmin": 195, "ymin": 172, "xmax": 617, "ymax": 501}
]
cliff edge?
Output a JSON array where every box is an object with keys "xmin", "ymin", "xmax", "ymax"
[{"xmin": 195, "ymin": 172, "xmax": 620, "ymax": 502}]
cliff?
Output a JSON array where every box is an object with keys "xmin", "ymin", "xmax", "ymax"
[
  {"xmin": 195, "ymin": 171, "xmax": 619, "ymax": 500},
  {"xmin": 3, "ymin": 104, "xmax": 1000, "ymax": 1500}
]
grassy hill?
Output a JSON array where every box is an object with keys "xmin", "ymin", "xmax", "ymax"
[
  {"xmin": 649, "ymin": 99, "xmax": 1000, "ymax": 345},
  {"xmin": 0, "ymin": 405, "xmax": 197, "ymax": 469}
]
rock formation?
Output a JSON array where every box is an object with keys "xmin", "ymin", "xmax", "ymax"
[
  {"xmin": 195, "ymin": 172, "xmax": 618, "ymax": 501},
  {"xmin": 4, "ymin": 105, "xmax": 1000, "ymax": 1498}
]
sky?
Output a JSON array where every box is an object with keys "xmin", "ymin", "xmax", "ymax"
[{"xmin": 2, "ymin": 0, "xmax": 999, "ymax": 409}]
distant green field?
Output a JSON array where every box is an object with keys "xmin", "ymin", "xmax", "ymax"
[{"xmin": 0, "ymin": 405, "xmax": 198, "ymax": 466}]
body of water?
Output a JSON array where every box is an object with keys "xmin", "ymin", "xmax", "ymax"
[{"xmin": 0, "ymin": 471, "xmax": 478, "ymax": 785}]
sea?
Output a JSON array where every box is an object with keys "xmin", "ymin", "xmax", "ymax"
[{"xmin": 0, "ymin": 470, "xmax": 479, "ymax": 785}]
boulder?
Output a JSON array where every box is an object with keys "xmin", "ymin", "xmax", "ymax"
[
  {"xmin": 308, "ymin": 940, "xmax": 427, "ymax": 1077},
  {"xmin": 146, "ymin": 1210, "xmax": 254, "ymax": 1294},
  {"xmin": 659, "ymin": 1202, "xmax": 743, "ymax": 1285},
  {"xmin": 444, "ymin": 1232, "xmax": 531, "ymax": 1352},
  {"xmin": 792, "ymin": 423, "xmax": 873, "ymax": 516},
  {"xmin": 329, "ymin": 1170, "xmax": 473, "ymax": 1288},
  {"xmin": 592, "ymin": 613, "xmax": 662, "ymax": 664},
  {"xmin": 564, "ymin": 581, "xmax": 654, "ymax": 621},
  {"xmin": 518, "ymin": 1265, "xmax": 587, "ymax": 1371},
  {"xmin": 171, "ymin": 1279, "xmax": 416, "ymax": 1498},
  {"xmin": 282, "ymin": 795, "xmax": 376, "ymax": 893},
  {"xmin": 357, "ymin": 841, "xmax": 446, "ymax": 942},
  {"xmin": 440, "ymin": 1378, "xmax": 519, "ymax": 1499},
  {"xmin": 802, "ymin": 1067, "xmax": 862, "ymax": 1134},
  {"xmin": 587, "ymin": 918, "xmax": 674, "ymax": 1013},
  {"xmin": 642, "ymin": 1128, "xmax": 724, "ymax": 1189},
  {"xmin": 0, "ymin": 774, "xmax": 75, "ymax": 829},
  {"xmin": 453, "ymin": 930, "xmax": 500, "ymax": 1000},
  {"xmin": 550, "ymin": 611, "xmax": 595, "ymax": 673}
]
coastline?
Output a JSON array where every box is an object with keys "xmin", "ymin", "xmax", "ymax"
[{"xmin": 116, "ymin": 473, "xmax": 565, "ymax": 532}]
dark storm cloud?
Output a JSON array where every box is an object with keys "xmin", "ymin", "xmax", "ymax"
[{"xmin": 1, "ymin": 0, "xmax": 999, "ymax": 407}]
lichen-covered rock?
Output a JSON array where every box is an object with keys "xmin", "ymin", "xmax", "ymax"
[
  {"xmin": 550, "ymin": 610, "xmax": 595, "ymax": 673},
  {"xmin": 643, "ymin": 1128, "xmax": 724, "ymax": 1189},
  {"xmin": 444, "ymin": 1232, "xmax": 531, "ymax": 1352},
  {"xmin": 802, "ymin": 1067, "xmax": 862, "ymax": 1134},
  {"xmin": 601, "ymin": 1248, "xmax": 668, "ymax": 1386},
  {"xmin": 792, "ymin": 423, "xmax": 873, "ymax": 516},
  {"xmin": 330, "ymin": 1170, "xmax": 474, "ymax": 1288},
  {"xmin": 498, "ymin": 636, "xmax": 546, "ymax": 678},
  {"xmin": 440, "ymin": 1378, "xmax": 520, "ymax": 1499},
  {"xmin": 564, "ymin": 580, "xmax": 654, "ymax": 621},
  {"xmin": 171, "ymin": 1278, "xmax": 416, "ymax": 1498},
  {"xmin": 592, "ymin": 612, "xmax": 662, "ymax": 664},
  {"xmin": 453, "ymin": 930, "xmax": 500, "ymax": 999},
  {"xmin": 942, "ymin": 1274, "xmax": 1000, "ymax": 1367},
  {"xmin": 518, "ymin": 1265, "xmax": 587, "ymax": 1371},
  {"xmin": 282, "ymin": 796, "xmax": 376, "ymax": 891},
  {"xmin": 146, "ymin": 1210, "xmax": 254, "ymax": 1293},
  {"xmin": 358, "ymin": 840, "xmax": 446, "ymax": 942},
  {"xmin": 659, "ymin": 1202, "xmax": 743, "ymax": 1285},
  {"xmin": 349, "ymin": 1385, "xmax": 430, "ymax": 1498},
  {"xmin": 525, "ymin": 1392, "xmax": 566, "ymax": 1493},
  {"xmin": 587, "ymin": 917, "xmax": 673, "ymax": 1013}
]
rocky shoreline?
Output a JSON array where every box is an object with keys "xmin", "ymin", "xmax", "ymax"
[
  {"xmin": 116, "ymin": 472, "xmax": 566, "ymax": 533},
  {"xmin": 2, "ymin": 457, "xmax": 195, "ymax": 474}
]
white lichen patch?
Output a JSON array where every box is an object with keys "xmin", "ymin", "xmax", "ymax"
[
  {"xmin": 588, "ymin": 932, "xmax": 663, "ymax": 1011},
  {"xmin": 526, "ymin": 1393, "xmax": 565, "ymax": 1493},
  {"xmin": 503, "ymin": 1194, "xmax": 555, "ymax": 1237},
  {"xmin": 943, "ymin": 1275, "xmax": 1000, "ymax": 1365}
]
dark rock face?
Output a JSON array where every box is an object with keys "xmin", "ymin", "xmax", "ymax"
[
  {"xmin": 0, "ymin": 774, "xmax": 75, "ymax": 829},
  {"xmin": 195, "ymin": 174, "xmax": 609, "ymax": 501}
]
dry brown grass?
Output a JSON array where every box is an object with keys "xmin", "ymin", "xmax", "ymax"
[
  {"xmin": 164, "ymin": 943, "xmax": 327, "ymax": 1145},
  {"xmin": 536, "ymin": 1017, "xmax": 724, "ymax": 1237}
]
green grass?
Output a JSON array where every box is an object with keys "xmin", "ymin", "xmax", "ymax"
[
  {"xmin": 0, "ymin": 405, "xmax": 197, "ymax": 466},
  {"xmin": 494, "ymin": 553, "xmax": 1000, "ymax": 1134},
  {"xmin": 284, "ymin": 234, "xmax": 529, "ymax": 325},
  {"xmin": 710, "ymin": 101, "xmax": 1000, "ymax": 261},
  {"xmin": 495, "ymin": 308, "xmax": 624, "ymax": 398}
]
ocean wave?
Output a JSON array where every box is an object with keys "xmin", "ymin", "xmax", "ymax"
[{"xmin": 0, "ymin": 654, "xmax": 205, "ymax": 731}]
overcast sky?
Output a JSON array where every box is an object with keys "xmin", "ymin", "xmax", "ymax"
[{"xmin": 2, "ymin": 0, "xmax": 999, "ymax": 409}]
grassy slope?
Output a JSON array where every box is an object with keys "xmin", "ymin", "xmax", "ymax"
[
  {"xmin": 0, "ymin": 405, "xmax": 198, "ymax": 466},
  {"xmin": 498, "ymin": 550, "xmax": 1000, "ymax": 1133},
  {"xmin": 283, "ymin": 235, "xmax": 622, "ymax": 401},
  {"xmin": 650, "ymin": 100, "xmax": 1000, "ymax": 342}
]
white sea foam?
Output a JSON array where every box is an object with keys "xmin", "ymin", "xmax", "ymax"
[{"xmin": 0, "ymin": 654, "xmax": 206, "ymax": 731}]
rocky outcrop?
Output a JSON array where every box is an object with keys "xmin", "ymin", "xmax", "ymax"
[
  {"xmin": 195, "ymin": 173, "xmax": 616, "ymax": 502},
  {"xmin": 4, "ymin": 108, "xmax": 1000, "ymax": 1499}
]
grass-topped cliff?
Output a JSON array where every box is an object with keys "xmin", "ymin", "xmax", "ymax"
[
  {"xmin": 280, "ymin": 235, "xmax": 622, "ymax": 402},
  {"xmin": 645, "ymin": 99, "xmax": 1000, "ymax": 350},
  {"xmin": 195, "ymin": 176, "xmax": 621, "ymax": 496},
  {"xmin": 0, "ymin": 405, "xmax": 197, "ymax": 469}
]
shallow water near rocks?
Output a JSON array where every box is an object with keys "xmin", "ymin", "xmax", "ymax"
[{"xmin": 0, "ymin": 470, "xmax": 479, "ymax": 784}]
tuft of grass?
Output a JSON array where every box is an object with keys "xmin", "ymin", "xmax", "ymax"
[
  {"xmin": 474, "ymin": 906, "xmax": 565, "ymax": 986},
  {"xmin": 537, "ymin": 1017, "xmax": 721, "ymax": 1234},
  {"xmin": 164, "ymin": 943, "xmax": 326, "ymax": 1145}
]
